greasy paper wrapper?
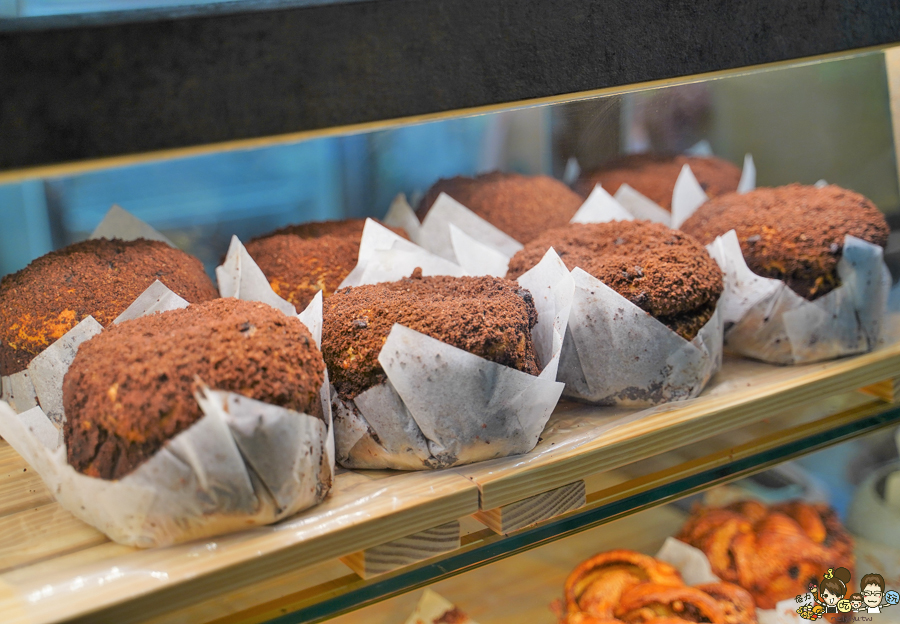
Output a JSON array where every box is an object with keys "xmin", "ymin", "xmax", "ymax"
[
  {"xmin": 334, "ymin": 222, "xmax": 574, "ymax": 470},
  {"xmin": 611, "ymin": 157, "xmax": 891, "ymax": 365},
  {"xmin": 567, "ymin": 184, "xmax": 724, "ymax": 405},
  {"xmin": 0, "ymin": 214, "xmax": 334, "ymax": 547},
  {"xmin": 708, "ymin": 230, "xmax": 890, "ymax": 365}
]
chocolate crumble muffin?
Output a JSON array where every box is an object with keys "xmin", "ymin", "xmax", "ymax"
[
  {"xmin": 416, "ymin": 171, "xmax": 584, "ymax": 244},
  {"xmin": 680, "ymin": 184, "xmax": 889, "ymax": 300},
  {"xmin": 575, "ymin": 154, "xmax": 742, "ymax": 209},
  {"xmin": 245, "ymin": 219, "xmax": 406, "ymax": 311},
  {"xmin": 0, "ymin": 238, "xmax": 218, "ymax": 376},
  {"xmin": 63, "ymin": 298, "xmax": 325, "ymax": 480},
  {"xmin": 506, "ymin": 221, "xmax": 723, "ymax": 340},
  {"xmin": 323, "ymin": 271, "xmax": 540, "ymax": 400}
]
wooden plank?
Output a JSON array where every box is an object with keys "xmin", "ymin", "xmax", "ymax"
[
  {"xmin": 861, "ymin": 375, "xmax": 900, "ymax": 402},
  {"xmin": 0, "ymin": 450, "xmax": 53, "ymax": 518},
  {"xmin": 323, "ymin": 505, "xmax": 689, "ymax": 624},
  {"xmin": 0, "ymin": 469, "xmax": 478, "ymax": 624},
  {"xmin": 457, "ymin": 345, "xmax": 900, "ymax": 510},
  {"xmin": 473, "ymin": 481, "xmax": 586, "ymax": 535},
  {"xmin": 341, "ymin": 521, "xmax": 461, "ymax": 579},
  {"xmin": 0, "ymin": 346, "xmax": 898, "ymax": 622},
  {"xmin": 0, "ymin": 504, "xmax": 107, "ymax": 573}
]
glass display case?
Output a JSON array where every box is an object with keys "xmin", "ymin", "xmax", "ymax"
[{"xmin": 1, "ymin": 10, "xmax": 900, "ymax": 623}]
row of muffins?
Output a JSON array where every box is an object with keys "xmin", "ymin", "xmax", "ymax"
[{"xmin": 0, "ymin": 154, "xmax": 891, "ymax": 548}]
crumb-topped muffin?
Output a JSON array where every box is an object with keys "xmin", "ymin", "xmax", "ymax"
[
  {"xmin": 680, "ymin": 184, "xmax": 889, "ymax": 300},
  {"xmin": 323, "ymin": 270, "xmax": 540, "ymax": 399},
  {"xmin": 245, "ymin": 218, "xmax": 405, "ymax": 311},
  {"xmin": 63, "ymin": 298, "xmax": 325, "ymax": 480},
  {"xmin": 507, "ymin": 221, "xmax": 723, "ymax": 340},
  {"xmin": 416, "ymin": 171, "xmax": 584, "ymax": 244},
  {"xmin": 575, "ymin": 154, "xmax": 742, "ymax": 209},
  {"xmin": 0, "ymin": 238, "xmax": 218, "ymax": 376}
]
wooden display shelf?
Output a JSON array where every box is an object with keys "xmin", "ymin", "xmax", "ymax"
[{"xmin": 0, "ymin": 341, "xmax": 899, "ymax": 624}]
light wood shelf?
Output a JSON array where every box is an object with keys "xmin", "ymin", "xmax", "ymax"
[{"xmin": 0, "ymin": 341, "xmax": 899, "ymax": 623}]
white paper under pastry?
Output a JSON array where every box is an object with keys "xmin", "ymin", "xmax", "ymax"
[
  {"xmin": 381, "ymin": 193, "xmax": 422, "ymax": 244},
  {"xmin": 449, "ymin": 224, "xmax": 510, "ymax": 278},
  {"xmin": 516, "ymin": 248, "xmax": 575, "ymax": 381},
  {"xmin": 380, "ymin": 325, "xmax": 564, "ymax": 466},
  {"xmin": 335, "ymin": 381, "xmax": 434, "ymax": 470},
  {"xmin": 90, "ymin": 204, "xmax": 174, "ymax": 246},
  {"xmin": 357, "ymin": 246, "xmax": 467, "ymax": 286},
  {"xmin": 654, "ymin": 537, "xmax": 720, "ymax": 585},
  {"xmin": 570, "ymin": 184, "xmax": 634, "ymax": 224},
  {"xmin": 113, "ymin": 280, "xmax": 189, "ymax": 324},
  {"xmin": 404, "ymin": 590, "xmax": 478, "ymax": 624},
  {"xmin": 0, "ymin": 370, "xmax": 37, "ymax": 413},
  {"xmin": 28, "ymin": 317, "xmax": 103, "ymax": 427},
  {"xmin": 655, "ymin": 536, "xmax": 793, "ymax": 624},
  {"xmin": 671, "ymin": 164, "xmax": 709, "ymax": 229},
  {"xmin": 340, "ymin": 219, "xmax": 460, "ymax": 288},
  {"xmin": 737, "ymin": 153, "xmax": 756, "ymax": 194},
  {"xmin": 12, "ymin": 386, "xmax": 328, "ymax": 547},
  {"xmin": 334, "ymin": 249, "xmax": 571, "ymax": 470},
  {"xmin": 417, "ymin": 192, "xmax": 523, "ymax": 261},
  {"xmin": 558, "ymin": 268, "xmax": 722, "ymax": 405},
  {"xmin": 197, "ymin": 390, "xmax": 330, "ymax": 514},
  {"xmin": 217, "ymin": 236, "xmax": 296, "ymax": 316},
  {"xmin": 710, "ymin": 230, "xmax": 888, "ymax": 364},
  {"xmin": 615, "ymin": 183, "xmax": 671, "ymax": 224}
]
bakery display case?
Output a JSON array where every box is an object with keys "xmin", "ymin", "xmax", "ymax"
[{"xmin": 3, "ymin": 5, "xmax": 900, "ymax": 623}]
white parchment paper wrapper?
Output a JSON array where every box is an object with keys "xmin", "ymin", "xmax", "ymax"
[
  {"xmin": 339, "ymin": 218, "xmax": 466, "ymax": 289},
  {"xmin": 614, "ymin": 154, "xmax": 757, "ymax": 228},
  {"xmin": 0, "ymin": 276, "xmax": 333, "ymax": 547},
  {"xmin": 655, "ymin": 537, "xmax": 798, "ymax": 624},
  {"xmin": 1, "ymin": 206, "xmax": 180, "ymax": 417},
  {"xmin": 556, "ymin": 187, "xmax": 724, "ymax": 406},
  {"xmin": 383, "ymin": 191, "xmax": 525, "ymax": 263},
  {"xmin": 611, "ymin": 157, "xmax": 890, "ymax": 365},
  {"xmin": 388, "ymin": 182, "xmax": 724, "ymax": 407},
  {"xmin": 708, "ymin": 230, "xmax": 890, "ymax": 364},
  {"xmin": 333, "ymin": 246, "xmax": 574, "ymax": 470}
]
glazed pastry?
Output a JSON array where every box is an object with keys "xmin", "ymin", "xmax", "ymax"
[
  {"xmin": 0, "ymin": 238, "xmax": 218, "ymax": 376},
  {"xmin": 245, "ymin": 218, "xmax": 406, "ymax": 311},
  {"xmin": 322, "ymin": 270, "xmax": 540, "ymax": 400},
  {"xmin": 416, "ymin": 171, "xmax": 584, "ymax": 244},
  {"xmin": 575, "ymin": 154, "xmax": 742, "ymax": 209},
  {"xmin": 695, "ymin": 583, "xmax": 757, "ymax": 624},
  {"xmin": 677, "ymin": 501, "xmax": 854, "ymax": 609},
  {"xmin": 680, "ymin": 184, "xmax": 889, "ymax": 300},
  {"xmin": 563, "ymin": 550, "xmax": 683, "ymax": 619},
  {"xmin": 614, "ymin": 584, "xmax": 725, "ymax": 624},
  {"xmin": 506, "ymin": 221, "xmax": 723, "ymax": 340},
  {"xmin": 63, "ymin": 298, "xmax": 325, "ymax": 480}
]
